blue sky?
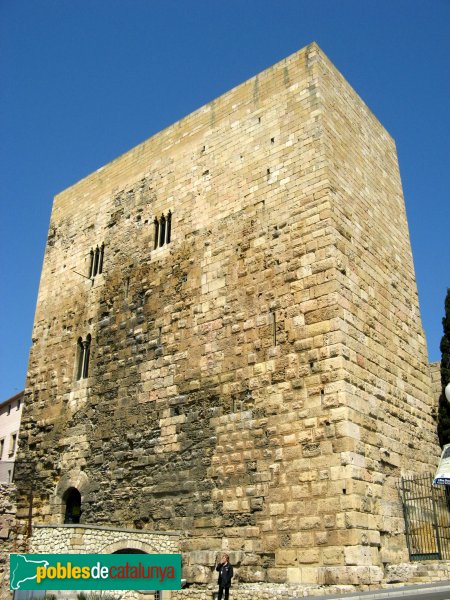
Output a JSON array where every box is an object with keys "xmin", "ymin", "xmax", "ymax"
[{"xmin": 0, "ymin": 0, "xmax": 449, "ymax": 400}]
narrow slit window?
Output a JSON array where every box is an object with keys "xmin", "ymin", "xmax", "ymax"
[
  {"xmin": 93, "ymin": 246, "xmax": 100, "ymax": 277},
  {"xmin": 272, "ymin": 311, "xmax": 277, "ymax": 346},
  {"xmin": 166, "ymin": 211, "xmax": 172, "ymax": 244},
  {"xmin": 76, "ymin": 337, "xmax": 84, "ymax": 380},
  {"xmin": 83, "ymin": 334, "xmax": 91, "ymax": 378},
  {"xmin": 76, "ymin": 335, "xmax": 91, "ymax": 381},
  {"xmin": 89, "ymin": 249, "xmax": 94, "ymax": 278},
  {"xmin": 154, "ymin": 217, "xmax": 159, "ymax": 249},
  {"xmin": 98, "ymin": 244, "xmax": 104, "ymax": 274},
  {"xmin": 159, "ymin": 214, "xmax": 166, "ymax": 247}
]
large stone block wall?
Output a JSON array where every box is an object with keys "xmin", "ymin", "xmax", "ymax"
[
  {"xmin": 430, "ymin": 361, "xmax": 441, "ymax": 405},
  {"xmin": 15, "ymin": 42, "xmax": 440, "ymax": 588},
  {"xmin": 316, "ymin": 51, "xmax": 439, "ymax": 573}
]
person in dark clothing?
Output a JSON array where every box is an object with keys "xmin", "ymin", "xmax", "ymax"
[{"xmin": 215, "ymin": 553, "xmax": 233, "ymax": 600}]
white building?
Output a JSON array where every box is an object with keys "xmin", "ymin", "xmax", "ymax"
[{"xmin": 0, "ymin": 391, "xmax": 24, "ymax": 482}]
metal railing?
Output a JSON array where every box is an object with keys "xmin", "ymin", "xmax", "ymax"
[{"xmin": 400, "ymin": 473, "xmax": 450, "ymax": 560}]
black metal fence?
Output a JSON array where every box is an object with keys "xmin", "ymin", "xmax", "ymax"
[{"xmin": 400, "ymin": 473, "xmax": 450, "ymax": 560}]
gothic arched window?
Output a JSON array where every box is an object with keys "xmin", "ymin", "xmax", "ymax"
[
  {"xmin": 89, "ymin": 244, "xmax": 105, "ymax": 278},
  {"xmin": 153, "ymin": 212, "xmax": 172, "ymax": 249},
  {"xmin": 76, "ymin": 335, "xmax": 91, "ymax": 380}
]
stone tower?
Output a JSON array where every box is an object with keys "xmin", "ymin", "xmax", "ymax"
[{"xmin": 15, "ymin": 42, "xmax": 439, "ymax": 586}]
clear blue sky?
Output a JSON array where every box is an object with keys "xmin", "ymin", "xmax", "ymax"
[{"xmin": 0, "ymin": 0, "xmax": 449, "ymax": 400}]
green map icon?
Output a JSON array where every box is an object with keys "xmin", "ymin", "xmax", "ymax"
[{"xmin": 10, "ymin": 555, "xmax": 49, "ymax": 590}]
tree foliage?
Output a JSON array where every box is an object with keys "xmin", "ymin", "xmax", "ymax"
[{"xmin": 437, "ymin": 288, "xmax": 450, "ymax": 446}]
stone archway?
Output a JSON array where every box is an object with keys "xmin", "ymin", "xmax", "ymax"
[
  {"xmin": 102, "ymin": 539, "xmax": 159, "ymax": 554},
  {"xmin": 52, "ymin": 470, "xmax": 89, "ymax": 524}
]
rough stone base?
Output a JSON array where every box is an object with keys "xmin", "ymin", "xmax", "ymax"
[
  {"xmin": 1, "ymin": 563, "xmax": 450, "ymax": 600},
  {"xmin": 0, "ymin": 523, "xmax": 180, "ymax": 600},
  {"xmin": 172, "ymin": 583, "xmax": 357, "ymax": 599},
  {"xmin": 384, "ymin": 560, "xmax": 450, "ymax": 584},
  {"xmin": 2, "ymin": 518, "xmax": 450, "ymax": 600},
  {"xmin": 173, "ymin": 562, "xmax": 450, "ymax": 599},
  {"xmin": 29, "ymin": 523, "xmax": 180, "ymax": 555},
  {"xmin": 0, "ymin": 482, "xmax": 28, "ymax": 600}
]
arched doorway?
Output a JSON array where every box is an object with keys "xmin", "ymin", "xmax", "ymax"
[{"xmin": 63, "ymin": 487, "xmax": 81, "ymax": 524}]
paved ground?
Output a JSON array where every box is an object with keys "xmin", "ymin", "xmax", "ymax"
[{"xmin": 291, "ymin": 581, "xmax": 450, "ymax": 600}]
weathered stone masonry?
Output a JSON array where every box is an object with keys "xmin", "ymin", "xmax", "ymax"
[{"xmin": 15, "ymin": 42, "xmax": 439, "ymax": 587}]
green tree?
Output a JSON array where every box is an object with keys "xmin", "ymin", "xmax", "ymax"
[{"xmin": 437, "ymin": 288, "xmax": 450, "ymax": 446}]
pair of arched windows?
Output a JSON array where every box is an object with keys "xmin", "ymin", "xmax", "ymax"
[
  {"xmin": 76, "ymin": 335, "xmax": 91, "ymax": 380},
  {"xmin": 89, "ymin": 244, "xmax": 104, "ymax": 278},
  {"xmin": 154, "ymin": 211, "xmax": 172, "ymax": 249}
]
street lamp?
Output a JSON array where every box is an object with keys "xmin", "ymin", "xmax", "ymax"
[{"xmin": 445, "ymin": 382, "xmax": 450, "ymax": 403}]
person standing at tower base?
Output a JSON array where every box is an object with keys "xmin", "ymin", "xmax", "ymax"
[{"xmin": 215, "ymin": 553, "xmax": 234, "ymax": 600}]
